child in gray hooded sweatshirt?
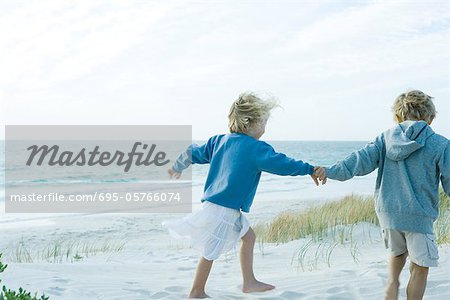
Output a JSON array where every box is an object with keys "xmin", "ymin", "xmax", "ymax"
[{"xmin": 315, "ymin": 90, "xmax": 449, "ymax": 300}]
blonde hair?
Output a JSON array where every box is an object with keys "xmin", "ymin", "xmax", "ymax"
[
  {"xmin": 392, "ymin": 90, "xmax": 436, "ymax": 123},
  {"xmin": 228, "ymin": 92, "xmax": 278, "ymax": 133}
]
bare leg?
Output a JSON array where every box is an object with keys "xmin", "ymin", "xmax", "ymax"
[
  {"xmin": 385, "ymin": 252, "xmax": 407, "ymax": 300},
  {"xmin": 406, "ymin": 262, "xmax": 429, "ymax": 300},
  {"xmin": 189, "ymin": 257, "xmax": 213, "ymax": 298},
  {"xmin": 240, "ymin": 227, "xmax": 275, "ymax": 293}
]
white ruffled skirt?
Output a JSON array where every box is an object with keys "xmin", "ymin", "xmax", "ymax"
[{"xmin": 162, "ymin": 201, "xmax": 250, "ymax": 260}]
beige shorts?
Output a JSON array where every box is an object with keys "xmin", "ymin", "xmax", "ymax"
[{"xmin": 382, "ymin": 228, "xmax": 439, "ymax": 267}]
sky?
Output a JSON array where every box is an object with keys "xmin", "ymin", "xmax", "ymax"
[{"xmin": 0, "ymin": 0, "xmax": 449, "ymax": 141}]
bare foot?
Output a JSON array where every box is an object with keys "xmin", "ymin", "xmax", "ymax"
[
  {"xmin": 188, "ymin": 289, "xmax": 210, "ymax": 298},
  {"xmin": 242, "ymin": 280, "xmax": 275, "ymax": 293}
]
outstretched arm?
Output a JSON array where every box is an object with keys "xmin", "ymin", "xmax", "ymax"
[
  {"xmin": 169, "ymin": 136, "xmax": 217, "ymax": 177},
  {"xmin": 256, "ymin": 142, "xmax": 315, "ymax": 179},
  {"xmin": 325, "ymin": 136, "xmax": 384, "ymax": 181}
]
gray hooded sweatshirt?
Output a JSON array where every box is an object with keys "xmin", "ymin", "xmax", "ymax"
[{"xmin": 326, "ymin": 121, "xmax": 450, "ymax": 234}]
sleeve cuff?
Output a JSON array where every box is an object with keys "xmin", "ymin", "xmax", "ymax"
[
  {"xmin": 325, "ymin": 167, "xmax": 334, "ymax": 179},
  {"xmin": 172, "ymin": 164, "xmax": 182, "ymax": 173}
]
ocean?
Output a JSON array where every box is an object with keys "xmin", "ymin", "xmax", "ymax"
[{"xmin": 0, "ymin": 140, "xmax": 377, "ymax": 221}]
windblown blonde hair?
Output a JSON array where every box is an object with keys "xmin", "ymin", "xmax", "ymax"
[
  {"xmin": 228, "ymin": 92, "xmax": 278, "ymax": 133},
  {"xmin": 392, "ymin": 90, "xmax": 436, "ymax": 124}
]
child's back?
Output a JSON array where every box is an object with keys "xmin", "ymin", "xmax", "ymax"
[
  {"xmin": 326, "ymin": 120, "xmax": 449, "ymax": 234},
  {"xmin": 321, "ymin": 90, "xmax": 449, "ymax": 299},
  {"xmin": 380, "ymin": 120, "xmax": 448, "ymax": 233}
]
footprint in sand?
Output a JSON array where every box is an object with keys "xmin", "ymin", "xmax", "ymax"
[
  {"xmin": 326, "ymin": 287, "xmax": 357, "ymax": 300},
  {"xmin": 368, "ymin": 261, "xmax": 386, "ymax": 269},
  {"xmin": 326, "ymin": 293, "xmax": 355, "ymax": 300},
  {"xmin": 164, "ymin": 286, "xmax": 184, "ymax": 292},
  {"xmin": 123, "ymin": 288, "xmax": 152, "ymax": 297},
  {"xmin": 327, "ymin": 286, "xmax": 345, "ymax": 293},
  {"xmin": 52, "ymin": 277, "xmax": 69, "ymax": 284},
  {"xmin": 46, "ymin": 286, "xmax": 66, "ymax": 296},
  {"xmin": 150, "ymin": 291, "xmax": 170, "ymax": 299},
  {"xmin": 177, "ymin": 266, "xmax": 195, "ymax": 271},
  {"xmin": 278, "ymin": 291, "xmax": 306, "ymax": 299}
]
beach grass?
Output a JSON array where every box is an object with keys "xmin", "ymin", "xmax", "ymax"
[
  {"xmin": 254, "ymin": 190, "xmax": 450, "ymax": 245},
  {"xmin": 3, "ymin": 238, "xmax": 127, "ymax": 263},
  {"xmin": 253, "ymin": 194, "xmax": 377, "ymax": 244},
  {"xmin": 254, "ymin": 190, "xmax": 450, "ymax": 271},
  {"xmin": 436, "ymin": 189, "xmax": 450, "ymax": 245}
]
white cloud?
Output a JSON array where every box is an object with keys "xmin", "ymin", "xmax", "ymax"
[
  {"xmin": 0, "ymin": 0, "xmax": 449, "ymax": 140},
  {"xmin": 274, "ymin": 0, "xmax": 450, "ymax": 78},
  {"xmin": 0, "ymin": 1, "xmax": 177, "ymax": 89}
]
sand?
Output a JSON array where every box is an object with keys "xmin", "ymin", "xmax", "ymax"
[{"xmin": 1, "ymin": 214, "xmax": 449, "ymax": 299}]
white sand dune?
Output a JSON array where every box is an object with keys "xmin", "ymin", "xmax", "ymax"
[{"xmin": 1, "ymin": 217, "xmax": 449, "ymax": 299}]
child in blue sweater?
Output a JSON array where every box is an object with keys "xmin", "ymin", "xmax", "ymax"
[
  {"xmin": 315, "ymin": 90, "xmax": 449, "ymax": 300},
  {"xmin": 163, "ymin": 92, "xmax": 319, "ymax": 298}
]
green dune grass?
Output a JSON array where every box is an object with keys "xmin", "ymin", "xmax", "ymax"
[{"xmin": 254, "ymin": 189, "xmax": 450, "ymax": 245}]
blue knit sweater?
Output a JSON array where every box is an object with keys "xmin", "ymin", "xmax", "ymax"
[{"xmin": 173, "ymin": 133, "xmax": 314, "ymax": 212}]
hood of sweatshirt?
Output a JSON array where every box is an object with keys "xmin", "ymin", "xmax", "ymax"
[{"xmin": 385, "ymin": 120, "xmax": 435, "ymax": 161}]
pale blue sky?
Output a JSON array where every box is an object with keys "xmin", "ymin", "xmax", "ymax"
[{"xmin": 0, "ymin": 0, "xmax": 449, "ymax": 140}]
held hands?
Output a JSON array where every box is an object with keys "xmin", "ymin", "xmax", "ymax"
[
  {"xmin": 310, "ymin": 174, "xmax": 320, "ymax": 186},
  {"xmin": 168, "ymin": 167, "xmax": 182, "ymax": 179},
  {"xmin": 312, "ymin": 166, "xmax": 327, "ymax": 185}
]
